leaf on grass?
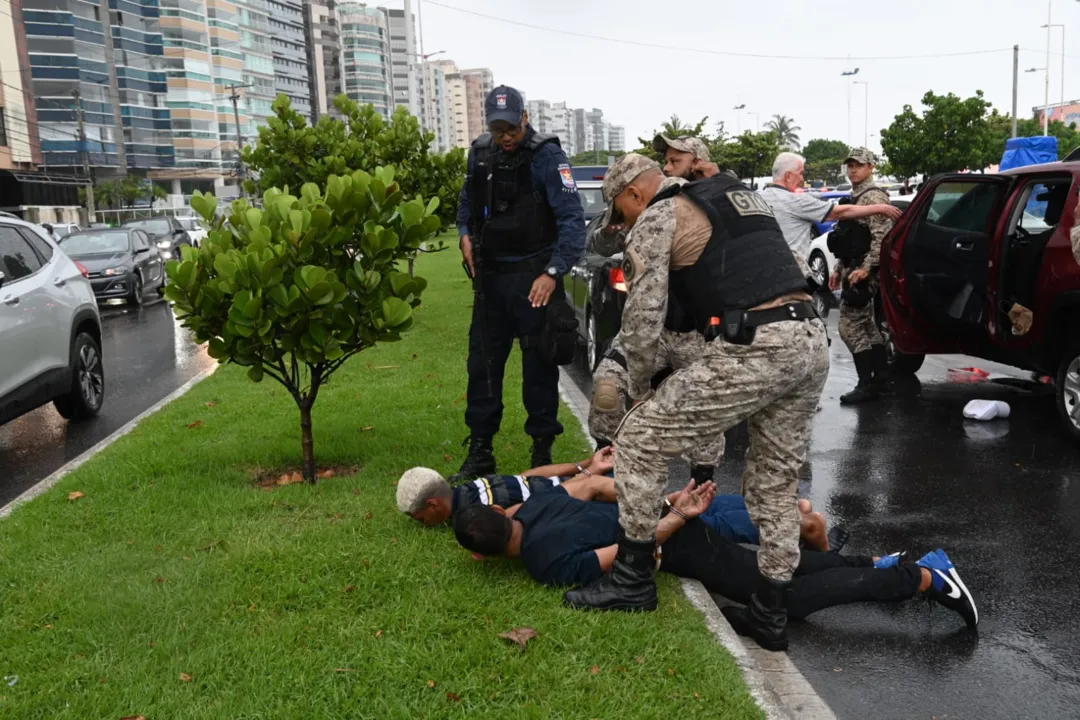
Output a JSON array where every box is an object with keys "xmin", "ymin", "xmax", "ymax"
[
  {"xmin": 352, "ymin": 488, "xmax": 361, "ymax": 496},
  {"xmin": 276, "ymin": 472, "xmax": 303, "ymax": 486},
  {"xmin": 187, "ymin": 420, "xmax": 203, "ymax": 430},
  {"xmin": 334, "ymin": 668, "xmax": 354, "ymax": 673},
  {"xmin": 153, "ymin": 576, "xmax": 166, "ymax": 585},
  {"xmin": 694, "ymin": 693, "xmax": 701, "ymax": 700},
  {"xmin": 589, "ymin": 666, "xmax": 600, "ymax": 675},
  {"xmin": 364, "ymin": 511, "xmax": 373, "ymax": 520},
  {"xmin": 498, "ymin": 627, "xmax": 537, "ymax": 652},
  {"xmin": 427, "ymin": 680, "xmax": 436, "ymax": 688},
  {"xmin": 344, "ymin": 585, "xmax": 356, "ymax": 593},
  {"xmin": 44, "ymin": 624, "xmax": 53, "ymax": 629},
  {"xmin": 443, "ymin": 454, "xmax": 454, "ymax": 462},
  {"xmin": 359, "ymin": 426, "xmax": 375, "ymax": 432},
  {"xmin": 374, "ymin": 630, "xmax": 383, "ymax": 638},
  {"xmin": 67, "ymin": 491, "xmax": 85, "ymax": 501},
  {"xmin": 317, "ymin": 469, "xmax": 335, "ymax": 479},
  {"xmin": 667, "ymin": 668, "xmax": 676, "ymax": 676},
  {"xmin": 180, "ymin": 672, "xmax": 193, "ymax": 682},
  {"xmin": 205, "ymin": 402, "xmax": 216, "ymax": 408},
  {"xmin": 635, "ymin": 657, "xmax": 644, "ymax": 664},
  {"xmin": 446, "ymin": 692, "xmax": 461, "ymax": 703},
  {"xmin": 120, "ymin": 716, "xmax": 148, "ymax": 720},
  {"xmin": 371, "ymin": 365, "xmax": 400, "ymax": 370}
]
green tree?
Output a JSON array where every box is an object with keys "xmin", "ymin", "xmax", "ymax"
[
  {"xmin": 715, "ymin": 131, "xmax": 782, "ymax": 186},
  {"xmin": 635, "ymin": 114, "xmax": 710, "ymax": 160},
  {"xmin": 243, "ymin": 95, "xmax": 465, "ymax": 234},
  {"xmin": 167, "ymin": 170, "xmax": 439, "ymax": 483},
  {"xmin": 764, "ymin": 115, "xmax": 802, "ymax": 150},
  {"xmin": 801, "ymin": 138, "xmax": 850, "ymax": 185},
  {"xmin": 880, "ymin": 90, "xmax": 993, "ymax": 178},
  {"xmin": 977, "ymin": 110, "xmax": 1080, "ymax": 169},
  {"xmin": 569, "ymin": 150, "xmax": 625, "ymax": 166}
]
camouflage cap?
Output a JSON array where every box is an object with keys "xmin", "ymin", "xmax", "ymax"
[
  {"xmin": 599, "ymin": 153, "xmax": 662, "ymax": 229},
  {"xmin": 652, "ymin": 134, "xmax": 711, "ymax": 161},
  {"xmin": 844, "ymin": 147, "xmax": 880, "ymax": 165}
]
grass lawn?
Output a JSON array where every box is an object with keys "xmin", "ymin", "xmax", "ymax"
[{"xmin": 0, "ymin": 245, "xmax": 762, "ymax": 719}]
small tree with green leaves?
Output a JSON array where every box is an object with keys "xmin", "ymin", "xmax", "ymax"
[{"xmin": 166, "ymin": 168, "xmax": 440, "ymax": 482}]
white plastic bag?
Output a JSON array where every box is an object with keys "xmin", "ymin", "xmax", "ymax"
[{"xmin": 963, "ymin": 399, "xmax": 1010, "ymax": 421}]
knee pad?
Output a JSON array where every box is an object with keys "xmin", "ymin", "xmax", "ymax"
[{"xmin": 591, "ymin": 377, "xmax": 622, "ymax": 413}]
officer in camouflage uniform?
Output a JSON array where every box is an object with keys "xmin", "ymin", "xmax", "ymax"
[
  {"xmin": 564, "ymin": 154, "xmax": 830, "ymax": 654},
  {"xmin": 828, "ymin": 148, "xmax": 895, "ymax": 405},
  {"xmin": 588, "ymin": 134, "xmax": 728, "ymax": 481}
]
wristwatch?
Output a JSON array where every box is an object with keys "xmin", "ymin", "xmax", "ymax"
[{"xmin": 545, "ymin": 266, "xmax": 559, "ymax": 278}]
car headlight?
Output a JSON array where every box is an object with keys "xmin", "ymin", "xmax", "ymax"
[
  {"xmin": 102, "ymin": 266, "xmax": 126, "ymax": 276},
  {"xmin": 157, "ymin": 240, "xmax": 171, "ymax": 250}
]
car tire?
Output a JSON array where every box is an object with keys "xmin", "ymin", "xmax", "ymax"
[
  {"xmin": 586, "ymin": 306, "xmax": 599, "ymax": 373},
  {"xmin": 1055, "ymin": 343, "xmax": 1080, "ymax": 441},
  {"xmin": 53, "ymin": 332, "xmax": 105, "ymax": 421},
  {"xmin": 876, "ymin": 312, "xmax": 924, "ymax": 375},
  {"xmin": 127, "ymin": 273, "xmax": 143, "ymax": 307},
  {"xmin": 808, "ymin": 251, "xmax": 829, "ymax": 289}
]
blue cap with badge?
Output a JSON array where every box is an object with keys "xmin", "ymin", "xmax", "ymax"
[{"xmin": 485, "ymin": 85, "xmax": 525, "ymax": 126}]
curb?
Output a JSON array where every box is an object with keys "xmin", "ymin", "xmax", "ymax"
[
  {"xmin": 0, "ymin": 365, "xmax": 219, "ymax": 519},
  {"xmin": 557, "ymin": 368, "xmax": 836, "ymax": 720}
]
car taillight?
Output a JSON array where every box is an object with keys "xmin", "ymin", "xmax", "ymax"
[
  {"xmin": 75, "ymin": 262, "xmax": 89, "ymax": 278},
  {"xmin": 609, "ymin": 267, "xmax": 627, "ymax": 292}
]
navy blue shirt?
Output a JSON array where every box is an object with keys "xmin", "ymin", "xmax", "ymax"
[
  {"xmin": 514, "ymin": 492, "xmax": 620, "ymax": 587},
  {"xmin": 455, "ymin": 128, "xmax": 586, "ymax": 277},
  {"xmin": 450, "ymin": 474, "xmax": 564, "ymax": 515}
]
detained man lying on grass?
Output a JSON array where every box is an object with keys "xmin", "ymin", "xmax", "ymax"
[
  {"xmin": 450, "ymin": 480, "xmax": 979, "ymax": 629},
  {"xmin": 396, "ymin": 446, "xmax": 837, "ymax": 551}
]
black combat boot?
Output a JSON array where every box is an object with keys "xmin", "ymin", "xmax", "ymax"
[
  {"xmin": 448, "ymin": 435, "xmax": 496, "ymax": 484},
  {"xmin": 530, "ymin": 435, "xmax": 556, "ymax": 468},
  {"xmin": 839, "ymin": 350, "xmax": 880, "ymax": 405},
  {"xmin": 720, "ymin": 574, "xmax": 792, "ymax": 651},
  {"xmin": 563, "ymin": 531, "xmax": 658, "ymax": 611},
  {"xmin": 870, "ymin": 344, "xmax": 893, "ymax": 392},
  {"xmin": 690, "ymin": 464, "xmax": 715, "ymax": 484}
]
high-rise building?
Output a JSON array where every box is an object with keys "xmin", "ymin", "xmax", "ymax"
[
  {"xmin": 420, "ymin": 59, "xmax": 453, "ymax": 151},
  {"xmin": 24, "ymin": 0, "xmax": 176, "ymax": 173},
  {"xmin": 338, "ymin": 2, "xmax": 392, "ymax": 119},
  {"xmin": 304, "ymin": 0, "xmax": 345, "ymax": 120},
  {"xmin": 233, "ymin": 0, "xmax": 276, "ymax": 137},
  {"xmin": 0, "ymin": 1, "xmax": 42, "ymax": 170},
  {"xmin": 460, "ymin": 67, "xmax": 492, "ymax": 142},
  {"xmin": 444, "ymin": 66, "xmax": 468, "ymax": 149},
  {"xmin": 607, "ymin": 124, "xmax": 625, "ymax": 152},
  {"xmin": 526, "ymin": 99, "xmax": 575, "ymax": 156},
  {"xmin": 381, "ymin": 5, "xmax": 417, "ymax": 118},
  {"xmin": 268, "ymin": 0, "xmax": 311, "ymax": 122}
]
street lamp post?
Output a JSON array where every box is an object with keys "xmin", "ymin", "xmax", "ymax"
[
  {"xmin": 408, "ymin": 49, "xmax": 445, "ymax": 139},
  {"xmin": 1027, "ymin": 67, "xmax": 1049, "ymax": 133},
  {"xmin": 733, "ymin": 104, "xmax": 745, "ymax": 134},
  {"xmin": 1042, "ymin": 20, "xmax": 1065, "ymax": 130},
  {"xmin": 841, "ymin": 67, "xmax": 860, "ymax": 145},
  {"xmin": 853, "ymin": 80, "xmax": 869, "ymax": 148}
]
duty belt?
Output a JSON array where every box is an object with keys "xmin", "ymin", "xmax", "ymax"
[{"xmin": 705, "ymin": 301, "xmax": 818, "ymax": 344}]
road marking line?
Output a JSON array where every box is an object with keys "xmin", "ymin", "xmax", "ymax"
[
  {"xmin": 557, "ymin": 368, "xmax": 837, "ymax": 720},
  {"xmin": 0, "ymin": 365, "xmax": 218, "ymax": 519}
]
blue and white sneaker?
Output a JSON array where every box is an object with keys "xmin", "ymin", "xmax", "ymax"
[
  {"xmin": 874, "ymin": 551, "xmax": 907, "ymax": 569},
  {"xmin": 916, "ymin": 549, "xmax": 979, "ymax": 629}
]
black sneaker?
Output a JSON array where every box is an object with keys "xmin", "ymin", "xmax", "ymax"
[
  {"xmin": 916, "ymin": 549, "xmax": 979, "ymax": 629},
  {"xmin": 530, "ymin": 435, "xmax": 555, "ymax": 468}
]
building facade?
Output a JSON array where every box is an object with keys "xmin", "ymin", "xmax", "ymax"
[
  {"xmin": 233, "ymin": 0, "xmax": 276, "ymax": 139},
  {"xmin": 268, "ymin": 0, "xmax": 311, "ymax": 122},
  {"xmin": 0, "ymin": 0, "xmax": 43, "ymax": 170},
  {"xmin": 525, "ymin": 99, "xmax": 576, "ymax": 156},
  {"xmin": 338, "ymin": 2, "xmax": 391, "ymax": 119},
  {"xmin": 607, "ymin": 124, "xmax": 625, "ymax": 152},
  {"xmin": 460, "ymin": 67, "xmax": 492, "ymax": 143},
  {"xmin": 381, "ymin": 6, "xmax": 416, "ymax": 119},
  {"xmin": 444, "ymin": 65, "xmax": 467, "ymax": 149},
  {"xmin": 303, "ymin": 0, "xmax": 344, "ymax": 120}
]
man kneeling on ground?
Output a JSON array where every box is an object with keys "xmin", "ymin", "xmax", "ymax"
[
  {"xmin": 451, "ymin": 480, "xmax": 978, "ymax": 647},
  {"xmin": 396, "ymin": 446, "xmax": 835, "ymax": 551}
]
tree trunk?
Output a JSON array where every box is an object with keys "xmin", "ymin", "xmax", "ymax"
[
  {"xmin": 300, "ymin": 402, "xmax": 316, "ymax": 483},
  {"xmin": 408, "ymin": 256, "xmax": 415, "ymax": 277}
]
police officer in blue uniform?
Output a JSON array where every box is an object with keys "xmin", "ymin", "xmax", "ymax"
[{"xmin": 452, "ymin": 85, "xmax": 586, "ymax": 482}]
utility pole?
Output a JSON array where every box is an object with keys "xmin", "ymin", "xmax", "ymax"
[
  {"xmin": 229, "ymin": 85, "xmax": 246, "ymax": 197},
  {"xmin": 1012, "ymin": 45, "xmax": 1019, "ymax": 138},
  {"xmin": 73, "ymin": 88, "xmax": 95, "ymax": 224},
  {"xmin": 1044, "ymin": 0, "xmax": 1052, "ymax": 136}
]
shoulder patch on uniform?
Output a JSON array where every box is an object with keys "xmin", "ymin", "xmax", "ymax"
[
  {"xmin": 726, "ymin": 189, "xmax": 775, "ymax": 217},
  {"xmin": 558, "ymin": 163, "xmax": 577, "ymax": 191},
  {"xmin": 622, "ymin": 246, "xmax": 645, "ymax": 286}
]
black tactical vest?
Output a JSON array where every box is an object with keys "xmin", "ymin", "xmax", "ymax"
[
  {"xmin": 651, "ymin": 175, "xmax": 808, "ymax": 333},
  {"xmin": 469, "ymin": 131, "xmax": 560, "ymax": 257}
]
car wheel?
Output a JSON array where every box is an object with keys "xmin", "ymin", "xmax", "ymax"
[
  {"xmin": 586, "ymin": 306, "xmax": 599, "ymax": 372},
  {"xmin": 1056, "ymin": 344, "xmax": 1080, "ymax": 441},
  {"xmin": 808, "ymin": 251, "xmax": 829, "ymax": 289},
  {"xmin": 811, "ymin": 291, "xmax": 829, "ymax": 320},
  {"xmin": 877, "ymin": 313, "xmax": 924, "ymax": 374},
  {"xmin": 127, "ymin": 273, "xmax": 143, "ymax": 307},
  {"xmin": 53, "ymin": 332, "xmax": 105, "ymax": 421}
]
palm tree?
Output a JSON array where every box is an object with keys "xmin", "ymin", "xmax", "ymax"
[{"xmin": 764, "ymin": 115, "xmax": 802, "ymax": 151}]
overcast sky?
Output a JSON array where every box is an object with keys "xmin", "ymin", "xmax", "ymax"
[{"xmin": 404, "ymin": 0, "xmax": 1078, "ymax": 153}]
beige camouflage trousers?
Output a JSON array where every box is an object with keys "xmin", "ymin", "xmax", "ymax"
[
  {"xmin": 615, "ymin": 319, "xmax": 830, "ymax": 582},
  {"xmin": 838, "ymin": 267, "xmax": 883, "ymax": 355},
  {"xmin": 590, "ymin": 332, "xmax": 725, "ymax": 466}
]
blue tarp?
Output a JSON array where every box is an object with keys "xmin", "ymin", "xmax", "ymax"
[{"xmin": 999, "ymin": 136, "xmax": 1059, "ymax": 171}]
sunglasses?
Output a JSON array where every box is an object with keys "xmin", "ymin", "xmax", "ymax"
[{"xmin": 489, "ymin": 123, "xmax": 522, "ymax": 139}]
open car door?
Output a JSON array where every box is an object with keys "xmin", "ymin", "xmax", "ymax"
[{"xmin": 880, "ymin": 174, "xmax": 1012, "ymax": 355}]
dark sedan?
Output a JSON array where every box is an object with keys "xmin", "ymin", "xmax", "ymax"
[
  {"xmin": 122, "ymin": 216, "xmax": 192, "ymax": 261},
  {"xmin": 564, "ymin": 214, "xmax": 626, "ymax": 371},
  {"xmin": 59, "ymin": 228, "xmax": 165, "ymax": 306}
]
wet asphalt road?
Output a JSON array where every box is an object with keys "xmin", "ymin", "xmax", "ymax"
[
  {"xmin": 0, "ymin": 298, "xmax": 213, "ymax": 507},
  {"xmin": 565, "ymin": 310, "xmax": 1080, "ymax": 720}
]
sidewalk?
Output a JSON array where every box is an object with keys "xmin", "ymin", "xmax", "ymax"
[{"xmin": 0, "ymin": 249, "xmax": 760, "ymax": 719}]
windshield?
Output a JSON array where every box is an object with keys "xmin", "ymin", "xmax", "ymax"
[
  {"xmin": 125, "ymin": 218, "xmax": 172, "ymax": 235},
  {"xmin": 177, "ymin": 217, "xmax": 200, "ymax": 231},
  {"xmin": 54, "ymin": 225, "xmax": 77, "ymax": 237},
  {"xmin": 60, "ymin": 231, "xmax": 130, "ymax": 255},
  {"xmin": 578, "ymin": 188, "xmax": 606, "ymax": 220}
]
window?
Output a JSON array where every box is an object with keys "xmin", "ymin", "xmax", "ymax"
[
  {"xmin": 132, "ymin": 230, "xmax": 149, "ymax": 250},
  {"xmin": 924, "ymin": 181, "xmax": 1001, "ymax": 232},
  {"xmin": 17, "ymin": 227, "xmax": 54, "ymax": 262},
  {"xmin": 1016, "ymin": 181, "xmax": 1071, "ymax": 235},
  {"xmin": 0, "ymin": 226, "xmax": 45, "ymax": 281}
]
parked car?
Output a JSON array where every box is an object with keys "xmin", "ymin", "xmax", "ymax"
[
  {"xmin": 175, "ymin": 215, "xmax": 208, "ymax": 247},
  {"xmin": 807, "ymin": 190, "xmax": 852, "ymax": 239},
  {"xmin": 807, "ymin": 197, "xmax": 914, "ymax": 288},
  {"xmin": 52, "ymin": 222, "xmax": 82, "ymax": 238},
  {"xmin": 577, "ymin": 179, "xmax": 606, "ymax": 224},
  {"xmin": 877, "ymin": 162, "xmax": 1080, "ymax": 440},
  {"xmin": 0, "ymin": 216, "xmax": 105, "ymax": 425},
  {"xmin": 122, "ymin": 215, "xmax": 192, "ymax": 261},
  {"xmin": 59, "ymin": 227, "xmax": 165, "ymax": 306},
  {"xmin": 565, "ymin": 214, "xmax": 627, "ymax": 370}
]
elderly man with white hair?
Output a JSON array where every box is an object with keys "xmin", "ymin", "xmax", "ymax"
[{"xmin": 760, "ymin": 152, "xmax": 900, "ymax": 269}]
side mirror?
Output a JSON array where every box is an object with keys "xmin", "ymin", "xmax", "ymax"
[
  {"xmin": 135, "ymin": 246, "xmax": 150, "ymax": 254},
  {"xmin": 173, "ymin": 228, "xmax": 185, "ymax": 236}
]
